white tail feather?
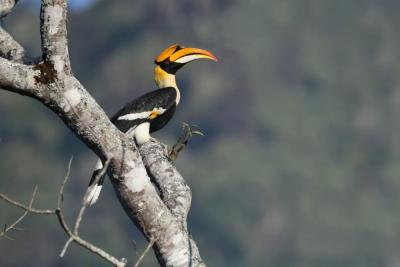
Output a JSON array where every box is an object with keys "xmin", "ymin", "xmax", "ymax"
[{"xmin": 83, "ymin": 184, "xmax": 103, "ymax": 206}]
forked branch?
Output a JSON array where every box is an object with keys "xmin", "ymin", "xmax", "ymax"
[
  {"xmin": 0, "ymin": 186, "xmax": 37, "ymax": 240},
  {"xmin": 0, "ymin": 157, "xmax": 127, "ymax": 267}
]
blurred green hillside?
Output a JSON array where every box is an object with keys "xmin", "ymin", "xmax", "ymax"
[{"xmin": 2, "ymin": 0, "xmax": 400, "ymax": 266}]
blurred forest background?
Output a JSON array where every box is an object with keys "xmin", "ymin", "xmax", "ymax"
[{"xmin": 2, "ymin": 0, "xmax": 400, "ymax": 266}]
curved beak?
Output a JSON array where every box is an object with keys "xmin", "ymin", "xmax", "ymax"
[{"xmin": 170, "ymin": 47, "xmax": 218, "ymax": 63}]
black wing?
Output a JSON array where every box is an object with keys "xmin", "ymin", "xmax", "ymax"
[{"xmin": 111, "ymin": 87, "xmax": 177, "ymax": 133}]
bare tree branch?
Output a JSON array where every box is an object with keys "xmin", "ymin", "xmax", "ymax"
[
  {"xmin": 0, "ymin": 191, "xmax": 54, "ymax": 215},
  {"xmin": 0, "ymin": 186, "xmax": 37, "ymax": 239},
  {"xmin": 58, "ymin": 155, "xmax": 73, "ymax": 208},
  {"xmin": 139, "ymin": 140, "xmax": 205, "ymax": 267},
  {"xmin": 0, "ymin": 1, "xmax": 29, "ymax": 63},
  {"xmin": 0, "ymin": 27, "xmax": 26, "ymax": 62},
  {"xmin": 139, "ymin": 140, "xmax": 192, "ymax": 227},
  {"xmin": 168, "ymin": 123, "xmax": 203, "ymax": 162},
  {"xmin": 134, "ymin": 238, "xmax": 155, "ymax": 267},
  {"xmin": 55, "ymin": 158, "xmax": 127, "ymax": 267},
  {"xmin": 0, "ymin": 57, "xmax": 42, "ymax": 96},
  {"xmin": 0, "ymin": 158, "xmax": 127, "ymax": 267}
]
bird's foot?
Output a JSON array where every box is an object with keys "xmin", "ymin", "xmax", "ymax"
[{"xmin": 168, "ymin": 122, "xmax": 204, "ymax": 162}]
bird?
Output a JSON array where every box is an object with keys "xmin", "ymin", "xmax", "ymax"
[{"xmin": 83, "ymin": 44, "xmax": 217, "ymax": 206}]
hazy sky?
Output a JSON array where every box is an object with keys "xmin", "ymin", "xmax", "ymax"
[
  {"xmin": 69, "ymin": 0, "xmax": 97, "ymax": 10},
  {"xmin": 23, "ymin": 0, "xmax": 97, "ymax": 10}
]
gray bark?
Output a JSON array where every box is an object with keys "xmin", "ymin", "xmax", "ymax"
[
  {"xmin": 0, "ymin": 27, "xmax": 26, "ymax": 62},
  {"xmin": 0, "ymin": 1, "xmax": 205, "ymax": 266},
  {"xmin": 139, "ymin": 140, "xmax": 192, "ymax": 227},
  {"xmin": 0, "ymin": 0, "xmax": 19, "ymax": 18}
]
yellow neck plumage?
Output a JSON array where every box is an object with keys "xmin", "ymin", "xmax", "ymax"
[{"xmin": 154, "ymin": 65, "xmax": 180, "ymax": 104}]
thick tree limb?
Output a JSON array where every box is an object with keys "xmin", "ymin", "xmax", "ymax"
[
  {"xmin": 0, "ymin": 0, "xmax": 18, "ymax": 18},
  {"xmin": 0, "ymin": 27, "xmax": 26, "ymax": 62},
  {"xmin": 0, "ymin": 57, "xmax": 42, "ymax": 96},
  {"xmin": 0, "ymin": 1, "xmax": 27, "ymax": 63},
  {"xmin": 0, "ymin": 0, "xmax": 204, "ymax": 266},
  {"xmin": 139, "ymin": 140, "xmax": 192, "ymax": 227},
  {"xmin": 40, "ymin": 0, "xmax": 71, "ymax": 75},
  {"xmin": 139, "ymin": 140, "xmax": 205, "ymax": 266}
]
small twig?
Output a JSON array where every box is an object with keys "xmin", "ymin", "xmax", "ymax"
[
  {"xmin": 2, "ymin": 232, "xmax": 14, "ymax": 240},
  {"xmin": 0, "ymin": 186, "xmax": 38, "ymax": 239},
  {"xmin": 0, "ymin": 191, "xmax": 54, "ymax": 215},
  {"xmin": 133, "ymin": 238, "xmax": 155, "ymax": 267},
  {"xmin": 169, "ymin": 123, "xmax": 204, "ymax": 162},
  {"xmin": 73, "ymin": 204, "xmax": 87, "ymax": 234},
  {"xmin": 60, "ymin": 238, "xmax": 73, "ymax": 257},
  {"xmin": 132, "ymin": 240, "xmax": 140, "ymax": 259},
  {"xmin": 57, "ymin": 155, "xmax": 76, "ymax": 256},
  {"xmin": 58, "ymin": 156, "xmax": 73, "ymax": 209},
  {"xmin": 57, "ymin": 156, "xmax": 74, "ymax": 257}
]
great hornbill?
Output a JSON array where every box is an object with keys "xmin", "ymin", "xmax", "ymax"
[{"xmin": 83, "ymin": 44, "xmax": 217, "ymax": 205}]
